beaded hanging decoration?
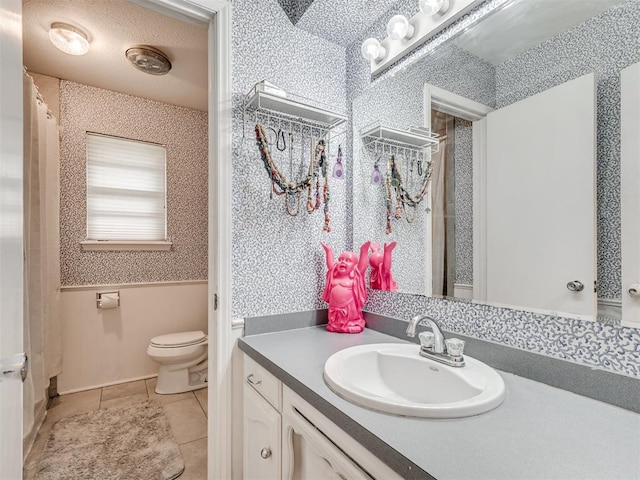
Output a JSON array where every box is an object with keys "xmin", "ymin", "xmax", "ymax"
[
  {"xmin": 385, "ymin": 153, "xmax": 433, "ymax": 233},
  {"xmin": 255, "ymin": 123, "xmax": 330, "ymax": 231}
]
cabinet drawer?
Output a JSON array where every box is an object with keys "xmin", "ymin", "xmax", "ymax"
[{"xmin": 244, "ymin": 354, "xmax": 282, "ymax": 410}]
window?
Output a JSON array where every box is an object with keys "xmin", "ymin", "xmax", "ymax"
[{"xmin": 82, "ymin": 133, "xmax": 170, "ymax": 250}]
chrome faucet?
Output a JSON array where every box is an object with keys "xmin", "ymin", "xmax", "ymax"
[
  {"xmin": 406, "ymin": 314, "xmax": 446, "ymax": 353},
  {"xmin": 406, "ymin": 314, "xmax": 465, "ymax": 367}
]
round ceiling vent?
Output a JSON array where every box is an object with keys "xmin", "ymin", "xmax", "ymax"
[{"xmin": 125, "ymin": 46, "xmax": 172, "ymax": 75}]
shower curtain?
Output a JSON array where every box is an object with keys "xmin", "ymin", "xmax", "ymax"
[{"xmin": 23, "ymin": 71, "xmax": 62, "ymax": 450}]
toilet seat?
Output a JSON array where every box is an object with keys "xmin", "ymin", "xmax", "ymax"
[{"xmin": 150, "ymin": 330, "xmax": 206, "ymax": 348}]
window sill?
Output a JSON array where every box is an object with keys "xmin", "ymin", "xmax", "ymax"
[{"xmin": 80, "ymin": 241, "xmax": 173, "ymax": 251}]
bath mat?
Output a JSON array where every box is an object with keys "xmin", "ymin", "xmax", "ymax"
[{"xmin": 35, "ymin": 400, "xmax": 184, "ymax": 480}]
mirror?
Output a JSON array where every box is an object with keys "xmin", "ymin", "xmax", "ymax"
[{"xmin": 352, "ymin": 0, "xmax": 634, "ymax": 321}]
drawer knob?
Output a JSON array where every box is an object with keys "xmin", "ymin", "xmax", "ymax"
[
  {"xmin": 247, "ymin": 373, "xmax": 262, "ymax": 385},
  {"xmin": 260, "ymin": 447, "xmax": 271, "ymax": 459}
]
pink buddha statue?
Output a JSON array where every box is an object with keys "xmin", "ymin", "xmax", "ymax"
[
  {"xmin": 369, "ymin": 241, "xmax": 398, "ymax": 292},
  {"xmin": 321, "ymin": 241, "xmax": 371, "ymax": 333}
]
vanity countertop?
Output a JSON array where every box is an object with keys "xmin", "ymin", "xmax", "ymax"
[{"xmin": 238, "ymin": 326, "xmax": 640, "ymax": 480}]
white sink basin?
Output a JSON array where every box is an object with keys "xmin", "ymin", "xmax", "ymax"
[{"xmin": 324, "ymin": 343, "xmax": 505, "ymax": 418}]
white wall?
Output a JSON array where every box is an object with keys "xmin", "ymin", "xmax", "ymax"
[{"xmin": 58, "ymin": 281, "xmax": 207, "ymax": 393}]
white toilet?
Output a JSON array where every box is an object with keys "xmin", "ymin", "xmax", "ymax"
[{"xmin": 147, "ymin": 330, "xmax": 208, "ymax": 394}]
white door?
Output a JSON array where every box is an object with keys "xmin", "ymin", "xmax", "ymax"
[
  {"xmin": 485, "ymin": 73, "xmax": 596, "ymax": 317},
  {"xmin": 1, "ymin": 0, "xmax": 26, "ymax": 476},
  {"xmin": 621, "ymin": 61, "xmax": 640, "ymax": 328}
]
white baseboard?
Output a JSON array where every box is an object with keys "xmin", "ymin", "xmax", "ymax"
[
  {"xmin": 58, "ymin": 374, "xmax": 158, "ymax": 396},
  {"xmin": 453, "ymin": 283, "xmax": 473, "ymax": 299}
]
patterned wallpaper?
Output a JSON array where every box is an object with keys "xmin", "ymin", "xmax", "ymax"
[
  {"xmin": 364, "ymin": 289, "xmax": 640, "ymax": 379},
  {"xmin": 453, "ymin": 118, "xmax": 473, "ymax": 285},
  {"xmin": 231, "ymin": 0, "xmax": 348, "ymax": 319},
  {"xmin": 59, "ymin": 81, "xmax": 208, "ymax": 286}
]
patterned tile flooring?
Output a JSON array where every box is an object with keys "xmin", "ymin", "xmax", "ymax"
[{"xmin": 23, "ymin": 379, "xmax": 208, "ymax": 479}]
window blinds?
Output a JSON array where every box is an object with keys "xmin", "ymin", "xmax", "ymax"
[{"xmin": 86, "ymin": 133, "xmax": 167, "ymax": 241}]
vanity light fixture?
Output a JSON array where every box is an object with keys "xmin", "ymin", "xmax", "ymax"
[
  {"xmin": 361, "ymin": 38, "xmax": 386, "ymax": 62},
  {"xmin": 363, "ymin": 0, "xmax": 477, "ymax": 74},
  {"xmin": 419, "ymin": 0, "xmax": 450, "ymax": 16},
  {"xmin": 48, "ymin": 22, "xmax": 90, "ymax": 56},
  {"xmin": 386, "ymin": 15, "xmax": 415, "ymax": 41}
]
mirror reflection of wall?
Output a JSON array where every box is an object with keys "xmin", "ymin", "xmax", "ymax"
[{"xmin": 353, "ymin": 0, "xmax": 638, "ymax": 322}]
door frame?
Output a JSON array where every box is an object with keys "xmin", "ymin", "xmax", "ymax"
[
  {"xmin": 0, "ymin": 1, "xmax": 27, "ymax": 477},
  {"xmin": 424, "ymin": 84, "xmax": 493, "ymax": 301},
  {"xmin": 135, "ymin": 2, "xmax": 233, "ymax": 477}
]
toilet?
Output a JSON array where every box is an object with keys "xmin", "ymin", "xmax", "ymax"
[{"xmin": 147, "ymin": 330, "xmax": 208, "ymax": 394}]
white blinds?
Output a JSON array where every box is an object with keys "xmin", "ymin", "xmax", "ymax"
[{"xmin": 86, "ymin": 133, "xmax": 167, "ymax": 241}]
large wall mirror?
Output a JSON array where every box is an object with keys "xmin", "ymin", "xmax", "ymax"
[{"xmin": 352, "ymin": 0, "xmax": 640, "ymax": 322}]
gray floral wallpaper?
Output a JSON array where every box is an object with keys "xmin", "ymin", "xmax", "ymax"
[
  {"xmin": 365, "ymin": 289, "xmax": 640, "ymax": 379},
  {"xmin": 231, "ymin": 0, "xmax": 348, "ymax": 319},
  {"xmin": 454, "ymin": 118, "xmax": 473, "ymax": 286},
  {"xmin": 59, "ymin": 81, "xmax": 208, "ymax": 286}
]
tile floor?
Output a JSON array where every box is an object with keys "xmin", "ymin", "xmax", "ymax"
[{"xmin": 23, "ymin": 378, "xmax": 208, "ymax": 480}]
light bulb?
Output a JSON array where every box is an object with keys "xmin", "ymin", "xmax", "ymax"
[
  {"xmin": 361, "ymin": 38, "xmax": 386, "ymax": 62},
  {"xmin": 386, "ymin": 15, "xmax": 415, "ymax": 41},
  {"xmin": 49, "ymin": 22, "xmax": 90, "ymax": 56},
  {"xmin": 419, "ymin": 0, "xmax": 450, "ymax": 16}
]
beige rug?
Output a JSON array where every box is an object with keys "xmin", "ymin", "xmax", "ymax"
[{"xmin": 35, "ymin": 400, "xmax": 184, "ymax": 480}]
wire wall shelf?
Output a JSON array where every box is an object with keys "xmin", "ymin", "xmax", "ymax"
[
  {"xmin": 244, "ymin": 81, "xmax": 347, "ymax": 137},
  {"xmin": 361, "ymin": 122, "xmax": 440, "ymax": 154}
]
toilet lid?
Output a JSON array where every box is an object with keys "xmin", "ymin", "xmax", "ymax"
[{"xmin": 150, "ymin": 330, "xmax": 206, "ymax": 348}]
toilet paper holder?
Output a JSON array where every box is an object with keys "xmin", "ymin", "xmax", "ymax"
[{"xmin": 96, "ymin": 291, "xmax": 120, "ymax": 309}]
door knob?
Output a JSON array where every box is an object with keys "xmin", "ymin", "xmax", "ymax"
[
  {"xmin": 628, "ymin": 284, "xmax": 640, "ymax": 297},
  {"xmin": 566, "ymin": 280, "xmax": 584, "ymax": 292},
  {"xmin": 260, "ymin": 447, "xmax": 271, "ymax": 459}
]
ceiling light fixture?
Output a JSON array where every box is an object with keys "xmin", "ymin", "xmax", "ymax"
[
  {"xmin": 419, "ymin": 0, "xmax": 450, "ymax": 16},
  {"xmin": 387, "ymin": 15, "xmax": 415, "ymax": 41},
  {"xmin": 125, "ymin": 46, "xmax": 172, "ymax": 75},
  {"xmin": 361, "ymin": 38, "xmax": 386, "ymax": 63},
  {"xmin": 48, "ymin": 22, "xmax": 90, "ymax": 56}
]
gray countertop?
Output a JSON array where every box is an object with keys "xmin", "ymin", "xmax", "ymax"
[{"xmin": 239, "ymin": 326, "xmax": 640, "ymax": 480}]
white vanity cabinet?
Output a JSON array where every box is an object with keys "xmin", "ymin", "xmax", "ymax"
[
  {"xmin": 243, "ymin": 355, "xmax": 282, "ymax": 479},
  {"xmin": 242, "ymin": 353, "xmax": 403, "ymax": 480}
]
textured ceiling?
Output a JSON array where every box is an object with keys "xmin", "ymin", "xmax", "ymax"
[
  {"xmin": 276, "ymin": 0, "xmax": 317, "ymax": 24},
  {"xmin": 22, "ymin": 0, "xmax": 208, "ymax": 111},
  {"xmin": 287, "ymin": 0, "xmax": 402, "ymax": 47}
]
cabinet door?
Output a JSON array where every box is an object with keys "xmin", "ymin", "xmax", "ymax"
[
  {"xmin": 244, "ymin": 384, "xmax": 281, "ymax": 480},
  {"xmin": 282, "ymin": 409, "xmax": 371, "ymax": 480}
]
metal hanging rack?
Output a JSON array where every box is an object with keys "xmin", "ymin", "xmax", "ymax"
[
  {"xmin": 361, "ymin": 122, "xmax": 441, "ymax": 229},
  {"xmin": 244, "ymin": 81, "xmax": 347, "ymax": 144},
  {"xmin": 360, "ymin": 121, "xmax": 440, "ymax": 154},
  {"xmin": 245, "ymin": 81, "xmax": 347, "ymax": 230}
]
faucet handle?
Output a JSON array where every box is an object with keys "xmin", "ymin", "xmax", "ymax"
[
  {"xmin": 419, "ymin": 331, "xmax": 435, "ymax": 349},
  {"xmin": 445, "ymin": 338, "xmax": 465, "ymax": 357}
]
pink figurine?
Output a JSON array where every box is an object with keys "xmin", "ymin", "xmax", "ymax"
[
  {"xmin": 369, "ymin": 241, "xmax": 398, "ymax": 292},
  {"xmin": 321, "ymin": 241, "xmax": 371, "ymax": 333}
]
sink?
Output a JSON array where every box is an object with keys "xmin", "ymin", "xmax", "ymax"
[{"xmin": 323, "ymin": 343, "xmax": 505, "ymax": 418}]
